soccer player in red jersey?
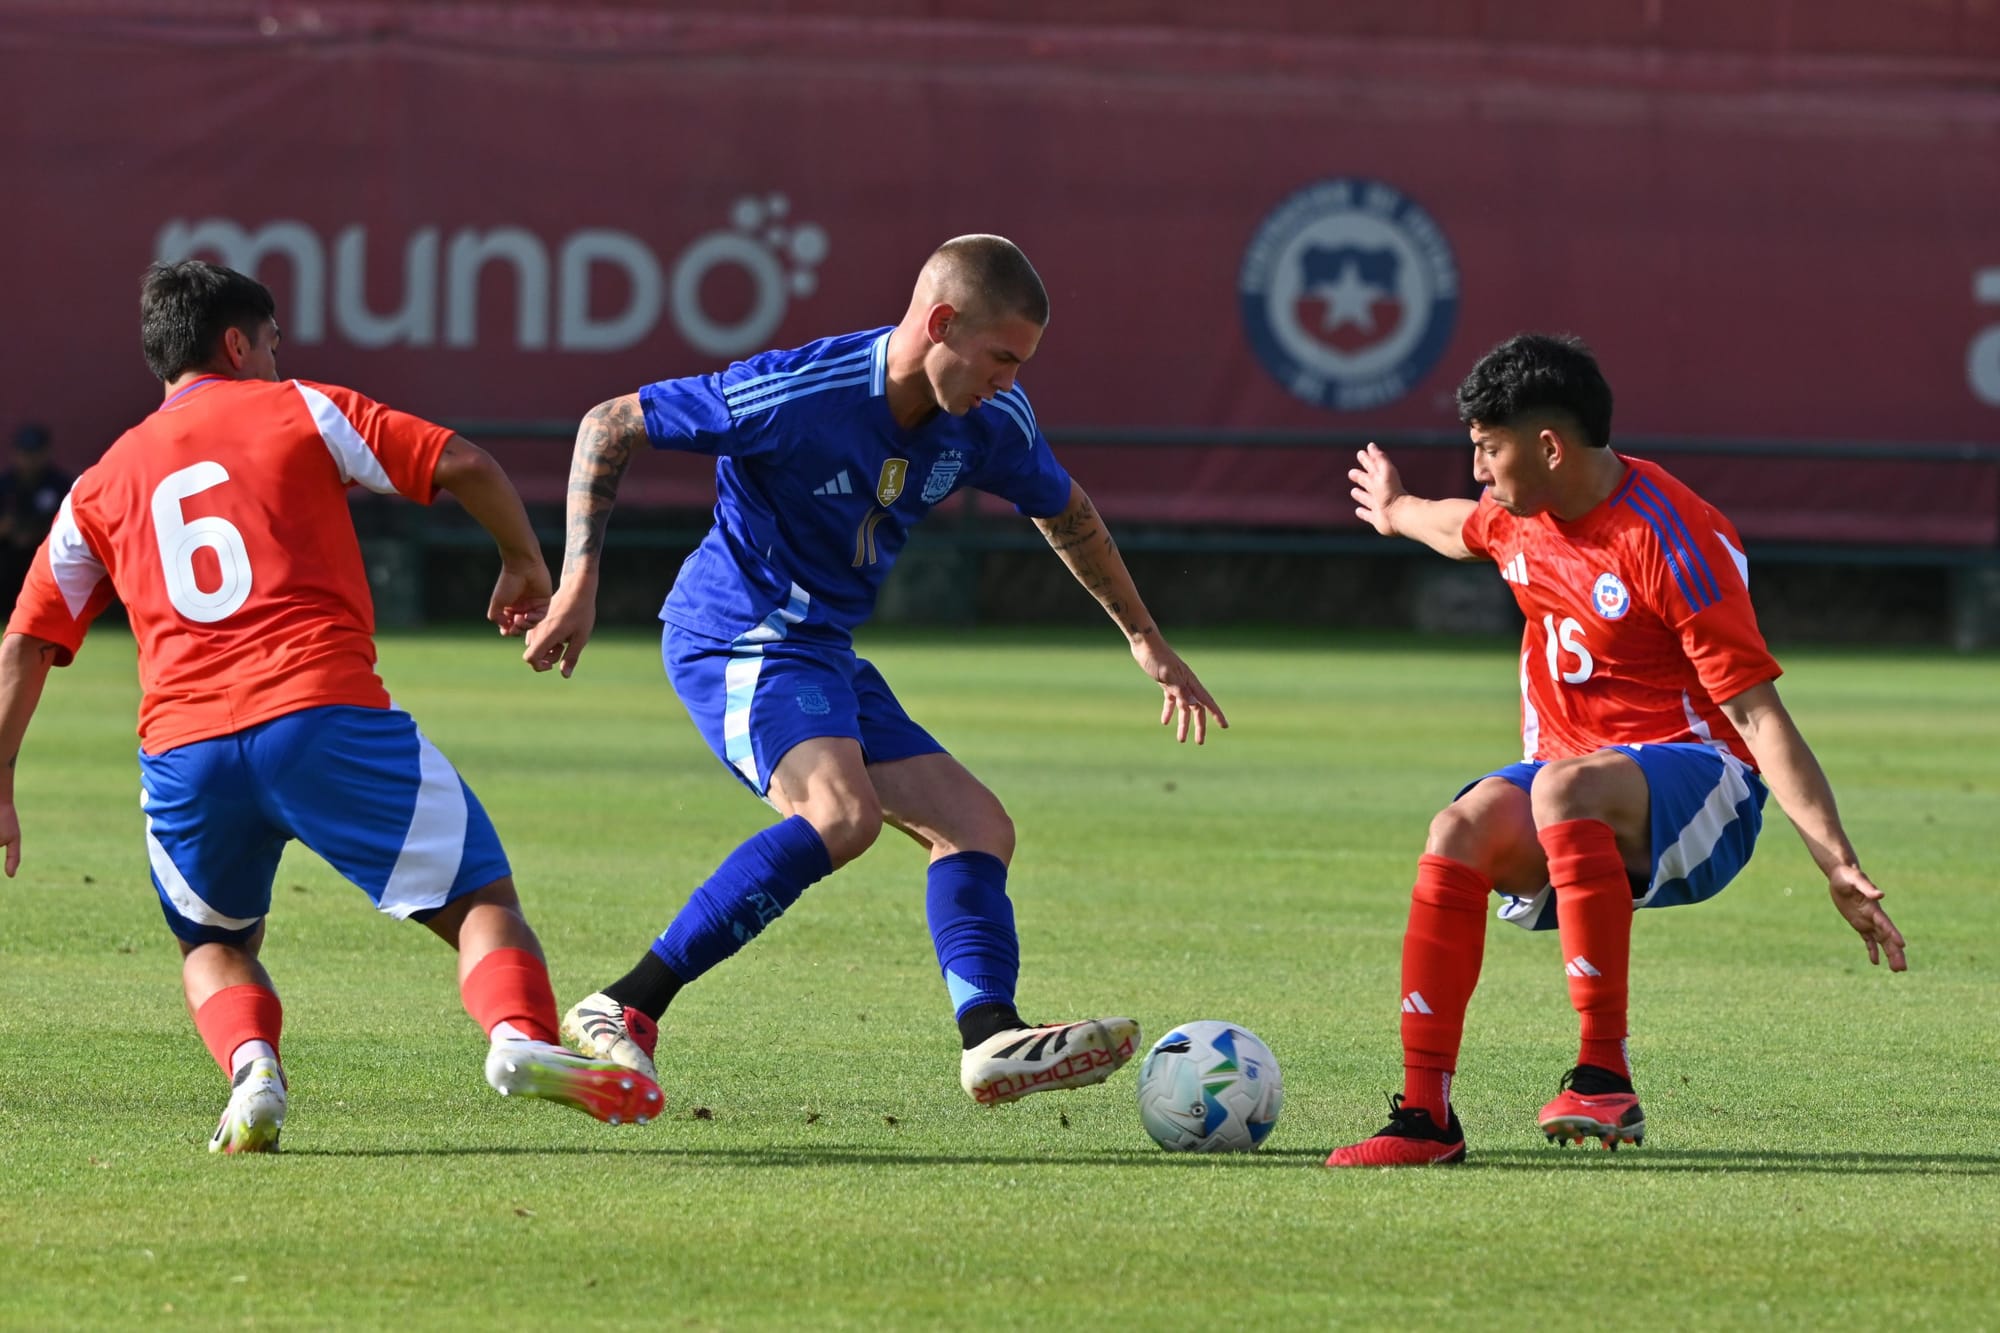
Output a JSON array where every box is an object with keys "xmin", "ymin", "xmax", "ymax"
[
  {"xmin": 1325, "ymin": 333, "xmax": 1906, "ymax": 1167},
  {"xmin": 0, "ymin": 261, "xmax": 661, "ymax": 1152}
]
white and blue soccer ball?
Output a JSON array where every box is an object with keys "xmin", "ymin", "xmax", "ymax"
[{"xmin": 1135, "ymin": 1020, "xmax": 1283, "ymax": 1152}]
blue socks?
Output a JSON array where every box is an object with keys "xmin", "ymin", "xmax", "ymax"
[
  {"xmin": 652, "ymin": 815, "xmax": 833, "ymax": 983},
  {"xmin": 926, "ymin": 851, "xmax": 1019, "ymax": 1018},
  {"xmin": 646, "ymin": 823, "xmax": 1019, "ymax": 1032}
]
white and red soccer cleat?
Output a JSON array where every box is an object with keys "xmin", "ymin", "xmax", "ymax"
[
  {"xmin": 560, "ymin": 991, "xmax": 660, "ymax": 1082},
  {"xmin": 960, "ymin": 1017, "xmax": 1140, "ymax": 1105},
  {"xmin": 485, "ymin": 1039, "xmax": 663, "ymax": 1125}
]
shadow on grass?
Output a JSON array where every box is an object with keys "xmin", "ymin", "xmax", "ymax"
[
  {"xmin": 287, "ymin": 1144, "xmax": 1329, "ymax": 1168},
  {"xmin": 286, "ymin": 1144, "xmax": 2000, "ymax": 1174},
  {"xmin": 1466, "ymin": 1147, "xmax": 2000, "ymax": 1176}
]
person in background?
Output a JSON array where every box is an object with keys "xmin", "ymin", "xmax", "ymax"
[{"xmin": 0, "ymin": 423, "xmax": 74, "ymax": 614}]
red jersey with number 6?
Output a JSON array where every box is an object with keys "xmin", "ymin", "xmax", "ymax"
[
  {"xmin": 6, "ymin": 376, "xmax": 451, "ymax": 753},
  {"xmin": 1459, "ymin": 455, "xmax": 1781, "ymax": 767}
]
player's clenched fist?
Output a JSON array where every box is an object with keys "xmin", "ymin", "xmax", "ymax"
[{"xmin": 524, "ymin": 593, "xmax": 594, "ymax": 677}]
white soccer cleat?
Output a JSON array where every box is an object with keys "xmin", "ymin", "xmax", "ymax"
[
  {"xmin": 960, "ymin": 1017, "xmax": 1142, "ymax": 1105},
  {"xmin": 209, "ymin": 1056, "xmax": 287, "ymax": 1155},
  {"xmin": 484, "ymin": 1038, "xmax": 663, "ymax": 1126},
  {"xmin": 560, "ymin": 992, "xmax": 660, "ymax": 1082}
]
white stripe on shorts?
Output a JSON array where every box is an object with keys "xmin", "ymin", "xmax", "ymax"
[
  {"xmin": 377, "ymin": 727, "xmax": 469, "ymax": 919},
  {"xmin": 1646, "ymin": 750, "xmax": 1754, "ymax": 903},
  {"xmin": 721, "ymin": 582, "xmax": 813, "ymax": 790},
  {"xmin": 141, "ymin": 787, "xmax": 261, "ymax": 931}
]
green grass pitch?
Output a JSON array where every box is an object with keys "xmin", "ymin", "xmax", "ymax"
[{"xmin": 1, "ymin": 625, "xmax": 1995, "ymax": 1328}]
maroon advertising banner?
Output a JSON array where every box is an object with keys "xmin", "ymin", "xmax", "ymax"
[{"xmin": 5, "ymin": 1, "xmax": 1998, "ymax": 540}]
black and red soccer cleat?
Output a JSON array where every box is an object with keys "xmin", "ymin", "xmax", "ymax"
[
  {"xmin": 1538, "ymin": 1064, "xmax": 1645, "ymax": 1149},
  {"xmin": 1325, "ymin": 1094, "xmax": 1467, "ymax": 1167}
]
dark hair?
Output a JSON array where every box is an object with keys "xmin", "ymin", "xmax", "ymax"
[
  {"xmin": 1454, "ymin": 333, "xmax": 1614, "ymax": 449},
  {"xmin": 140, "ymin": 260, "xmax": 277, "ymax": 381},
  {"xmin": 928, "ymin": 234, "xmax": 1050, "ymax": 327}
]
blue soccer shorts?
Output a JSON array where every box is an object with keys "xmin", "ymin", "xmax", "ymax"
[
  {"xmin": 1458, "ymin": 743, "xmax": 1771, "ymax": 931},
  {"xmin": 137, "ymin": 704, "xmax": 511, "ymax": 945},
  {"xmin": 664, "ymin": 623, "xmax": 945, "ymax": 798}
]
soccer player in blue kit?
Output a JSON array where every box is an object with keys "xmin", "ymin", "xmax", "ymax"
[{"xmin": 524, "ymin": 235, "xmax": 1226, "ymax": 1104}]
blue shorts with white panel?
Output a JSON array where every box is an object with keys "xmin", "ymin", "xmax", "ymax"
[
  {"xmin": 1461, "ymin": 742, "xmax": 1770, "ymax": 931},
  {"xmin": 137, "ymin": 704, "xmax": 510, "ymax": 944},
  {"xmin": 664, "ymin": 622, "xmax": 944, "ymax": 798}
]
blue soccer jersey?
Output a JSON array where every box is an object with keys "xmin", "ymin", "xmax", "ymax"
[{"xmin": 639, "ymin": 327, "xmax": 1073, "ymax": 644}]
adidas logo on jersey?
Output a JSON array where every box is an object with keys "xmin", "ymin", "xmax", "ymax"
[
  {"xmin": 1500, "ymin": 552, "xmax": 1530, "ymax": 585},
  {"xmin": 812, "ymin": 470, "xmax": 853, "ymax": 496}
]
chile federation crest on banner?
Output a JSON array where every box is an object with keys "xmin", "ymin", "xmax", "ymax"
[{"xmin": 1238, "ymin": 178, "xmax": 1460, "ymax": 412}]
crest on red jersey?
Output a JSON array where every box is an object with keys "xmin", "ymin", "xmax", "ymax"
[{"xmin": 1592, "ymin": 572, "xmax": 1631, "ymax": 619}]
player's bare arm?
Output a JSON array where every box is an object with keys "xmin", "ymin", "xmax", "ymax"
[
  {"xmin": 524, "ymin": 393, "xmax": 647, "ymax": 677},
  {"xmin": 1719, "ymin": 680, "xmax": 1907, "ymax": 971},
  {"xmin": 1034, "ymin": 481, "xmax": 1228, "ymax": 744},
  {"xmin": 0, "ymin": 633, "xmax": 62, "ymax": 876},
  {"xmin": 430, "ymin": 436, "xmax": 551, "ymax": 637},
  {"xmin": 1350, "ymin": 443, "xmax": 1478, "ymax": 560}
]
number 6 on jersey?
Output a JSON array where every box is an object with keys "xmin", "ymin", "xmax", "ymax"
[{"xmin": 152, "ymin": 461, "xmax": 253, "ymax": 623}]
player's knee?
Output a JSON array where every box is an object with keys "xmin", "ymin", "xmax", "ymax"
[
  {"xmin": 1422, "ymin": 802, "xmax": 1486, "ymax": 862},
  {"xmin": 807, "ymin": 798, "xmax": 884, "ymax": 867},
  {"xmin": 984, "ymin": 807, "xmax": 1016, "ymax": 863},
  {"xmin": 953, "ymin": 803, "xmax": 1014, "ymax": 863},
  {"xmin": 1529, "ymin": 756, "xmax": 1612, "ymax": 825}
]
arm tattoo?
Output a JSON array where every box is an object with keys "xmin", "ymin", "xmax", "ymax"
[
  {"xmin": 1036, "ymin": 495, "xmax": 1101, "ymax": 555},
  {"xmin": 563, "ymin": 396, "xmax": 645, "ymax": 573},
  {"xmin": 1036, "ymin": 496, "xmax": 1154, "ymax": 638}
]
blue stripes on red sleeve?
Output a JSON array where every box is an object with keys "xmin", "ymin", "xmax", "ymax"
[{"xmin": 1619, "ymin": 476, "xmax": 1722, "ymax": 613}]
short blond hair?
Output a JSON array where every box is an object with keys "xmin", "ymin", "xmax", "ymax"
[{"xmin": 921, "ymin": 235, "xmax": 1049, "ymax": 327}]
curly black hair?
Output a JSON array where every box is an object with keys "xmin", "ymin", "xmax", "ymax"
[{"xmin": 1454, "ymin": 333, "xmax": 1613, "ymax": 448}]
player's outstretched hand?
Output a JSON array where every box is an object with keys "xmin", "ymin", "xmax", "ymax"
[
  {"xmin": 1350, "ymin": 443, "xmax": 1407, "ymax": 536},
  {"xmin": 1828, "ymin": 864, "xmax": 1907, "ymax": 971},
  {"xmin": 523, "ymin": 585, "xmax": 596, "ymax": 678},
  {"xmin": 1132, "ymin": 636, "xmax": 1228, "ymax": 744},
  {"xmin": 488, "ymin": 557, "xmax": 553, "ymax": 637},
  {"xmin": 0, "ymin": 802, "xmax": 21, "ymax": 878}
]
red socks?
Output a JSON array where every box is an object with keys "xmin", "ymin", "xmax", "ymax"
[
  {"xmin": 194, "ymin": 985, "xmax": 283, "ymax": 1075},
  {"xmin": 461, "ymin": 947, "xmax": 560, "ymax": 1044},
  {"xmin": 194, "ymin": 951, "xmax": 560, "ymax": 1076},
  {"xmin": 1398, "ymin": 854, "xmax": 1492, "ymax": 1120},
  {"xmin": 1540, "ymin": 818, "xmax": 1634, "ymax": 1079}
]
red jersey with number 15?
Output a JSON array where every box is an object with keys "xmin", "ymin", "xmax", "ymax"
[
  {"xmin": 1460, "ymin": 455, "xmax": 1781, "ymax": 767},
  {"xmin": 6, "ymin": 376, "xmax": 451, "ymax": 754}
]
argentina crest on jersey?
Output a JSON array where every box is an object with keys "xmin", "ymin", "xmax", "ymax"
[
  {"xmin": 1592, "ymin": 572, "xmax": 1632, "ymax": 619},
  {"xmin": 875, "ymin": 458, "xmax": 908, "ymax": 505},
  {"xmin": 1238, "ymin": 178, "xmax": 1459, "ymax": 412},
  {"xmin": 920, "ymin": 449, "xmax": 965, "ymax": 503}
]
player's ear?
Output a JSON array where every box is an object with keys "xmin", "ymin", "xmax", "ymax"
[
  {"xmin": 924, "ymin": 303, "xmax": 956, "ymax": 345},
  {"xmin": 1538, "ymin": 426, "xmax": 1565, "ymax": 469},
  {"xmin": 220, "ymin": 325, "xmax": 250, "ymax": 371}
]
